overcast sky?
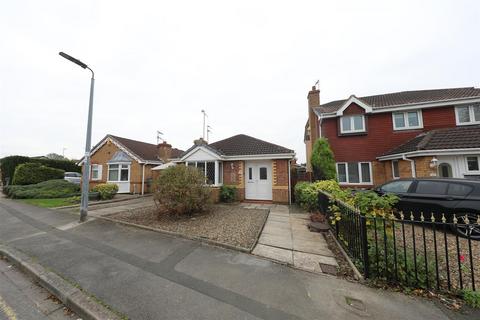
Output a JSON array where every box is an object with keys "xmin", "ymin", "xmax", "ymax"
[{"xmin": 1, "ymin": 0, "xmax": 479, "ymax": 162}]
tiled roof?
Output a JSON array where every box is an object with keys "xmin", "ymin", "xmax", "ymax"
[
  {"xmin": 315, "ymin": 87, "xmax": 480, "ymax": 114},
  {"xmin": 382, "ymin": 125, "xmax": 480, "ymax": 156},
  {"xmin": 209, "ymin": 134, "xmax": 294, "ymax": 156},
  {"xmin": 181, "ymin": 134, "xmax": 294, "ymax": 158},
  {"xmin": 109, "ymin": 135, "xmax": 184, "ymax": 161}
]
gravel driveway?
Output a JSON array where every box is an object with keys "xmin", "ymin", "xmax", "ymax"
[{"xmin": 107, "ymin": 204, "xmax": 268, "ymax": 250}]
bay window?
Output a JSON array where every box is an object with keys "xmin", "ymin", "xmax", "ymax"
[
  {"xmin": 107, "ymin": 164, "xmax": 129, "ymax": 182},
  {"xmin": 456, "ymin": 105, "xmax": 480, "ymax": 125},
  {"xmin": 340, "ymin": 115, "xmax": 365, "ymax": 134},
  {"xmin": 392, "ymin": 110, "xmax": 423, "ymax": 130},
  {"xmin": 336, "ymin": 162, "xmax": 372, "ymax": 184},
  {"xmin": 186, "ymin": 160, "xmax": 223, "ymax": 186}
]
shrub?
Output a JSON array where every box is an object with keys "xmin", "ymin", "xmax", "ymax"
[
  {"xmin": 92, "ymin": 183, "xmax": 119, "ymax": 200},
  {"xmin": 219, "ymin": 185, "xmax": 236, "ymax": 203},
  {"xmin": 153, "ymin": 165, "xmax": 211, "ymax": 216},
  {"xmin": 462, "ymin": 290, "xmax": 480, "ymax": 308},
  {"xmin": 12, "ymin": 163, "xmax": 65, "ymax": 185},
  {"xmin": 0, "ymin": 155, "xmax": 80, "ymax": 185},
  {"xmin": 310, "ymin": 138, "xmax": 336, "ymax": 181},
  {"xmin": 4, "ymin": 179, "xmax": 80, "ymax": 199},
  {"xmin": 295, "ymin": 180, "xmax": 344, "ymax": 212}
]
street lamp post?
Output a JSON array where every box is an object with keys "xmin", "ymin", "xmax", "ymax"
[{"xmin": 59, "ymin": 52, "xmax": 95, "ymax": 222}]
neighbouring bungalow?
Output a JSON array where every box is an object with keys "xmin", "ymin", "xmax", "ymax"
[
  {"xmin": 79, "ymin": 134, "xmax": 183, "ymax": 194},
  {"xmin": 172, "ymin": 134, "xmax": 295, "ymax": 204}
]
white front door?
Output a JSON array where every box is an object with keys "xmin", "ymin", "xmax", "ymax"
[
  {"xmin": 107, "ymin": 163, "xmax": 131, "ymax": 193},
  {"xmin": 245, "ymin": 161, "xmax": 272, "ymax": 200}
]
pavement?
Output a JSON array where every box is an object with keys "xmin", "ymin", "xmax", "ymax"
[
  {"xmin": 0, "ymin": 257, "xmax": 77, "ymax": 320},
  {"xmin": 249, "ymin": 204, "xmax": 338, "ymax": 274},
  {"xmin": 0, "ymin": 196, "xmax": 459, "ymax": 320}
]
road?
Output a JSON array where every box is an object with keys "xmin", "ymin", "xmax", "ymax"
[{"xmin": 0, "ymin": 196, "xmax": 456, "ymax": 320}]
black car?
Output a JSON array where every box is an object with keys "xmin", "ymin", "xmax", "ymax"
[{"xmin": 375, "ymin": 178, "xmax": 480, "ymax": 239}]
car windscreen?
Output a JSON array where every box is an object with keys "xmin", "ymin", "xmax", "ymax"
[{"xmin": 381, "ymin": 180, "xmax": 412, "ymax": 193}]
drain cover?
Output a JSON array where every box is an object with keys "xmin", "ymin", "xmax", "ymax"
[{"xmin": 345, "ymin": 296, "xmax": 366, "ymax": 312}]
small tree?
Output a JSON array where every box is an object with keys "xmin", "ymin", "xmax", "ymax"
[
  {"xmin": 153, "ymin": 165, "xmax": 211, "ymax": 217},
  {"xmin": 310, "ymin": 138, "xmax": 336, "ymax": 181}
]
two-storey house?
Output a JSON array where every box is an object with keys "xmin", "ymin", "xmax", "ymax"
[{"xmin": 304, "ymin": 86, "xmax": 480, "ymax": 187}]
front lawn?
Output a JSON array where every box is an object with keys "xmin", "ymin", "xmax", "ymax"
[{"xmin": 19, "ymin": 197, "xmax": 79, "ymax": 208}]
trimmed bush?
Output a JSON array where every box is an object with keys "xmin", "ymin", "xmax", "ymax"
[
  {"xmin": 220, "ymin": 185, "xmax": 236, "ymax": 203},
  {"xmin": 295, "ymin": 180, "xmax": 343, "ymax": 212},
  {"xmin": 4, "ymin": 179, "xmax": 80, "ymax": 199},
  {"xmin": 12, "ymin": 163, "xmax": 65, "ymax": 185},
  {"xmin": 92, "ymin": 183, "xmax": 119, "ymax": 200},
  {"xmin": 153, "ymin": 165, "xmax": 211, "ymax": 216},
  {"xmin": 0, "ymin": 155, "xmax": 80, "ymax": 185},
  {"xmin": 310, "ymin": 138, "xmax": 336, "ymax": 181}
]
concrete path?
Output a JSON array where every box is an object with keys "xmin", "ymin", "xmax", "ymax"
[
  {"xmin": 251, "ymin": 205, "xmax": 338, "ymax": 274},
  {"xmin": 0, "ymin": 257, "xmax": 77, "ymax": 320},
  {"xmin": 0, "ymin": 197, "xmax": 456, "ymax": 320}
]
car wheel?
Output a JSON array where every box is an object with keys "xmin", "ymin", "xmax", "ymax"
[{"xmin": 455, "ymin": 213, "xmax": 480, "ymax": 240}]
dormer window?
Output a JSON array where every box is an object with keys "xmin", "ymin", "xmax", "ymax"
[
  {"xmin": 456, "ymin": 104, "xmax": 480, "ymax": 125},
  {"xmin": 340, "ymin": 115, "xmax": 365, "ymax": 134}
]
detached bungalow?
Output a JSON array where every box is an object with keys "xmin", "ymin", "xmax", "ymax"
[
  {"xmin": 79, "ymin": 134, "xmax": 183, "ymax": 194},
  {"xmin": 177, "ymin": 134, "xmax": 295, "ymax": 204}
]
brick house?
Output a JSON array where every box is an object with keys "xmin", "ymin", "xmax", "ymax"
[
  {"xmin": 79, "ymin": 134, "xmax": 183, "ymax": 194},
  {"xmin": 304, "ymin": 86, "xmax": 480, "ymax": 187},
  {"xmin": 176, "ymin": 134, "xmax": 295, "ymax": 204}
]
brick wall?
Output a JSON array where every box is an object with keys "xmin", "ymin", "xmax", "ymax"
[
  {"xmin": 415, "ymin": 156, "xmax": 437, "ymax": 177},
  {"xmin": 272, "ymin": 159, "xmax": 290, "ymax": 203},
  {"xmin": 223, "ymin": 161, "xmax": 245, "ymax": 201}
]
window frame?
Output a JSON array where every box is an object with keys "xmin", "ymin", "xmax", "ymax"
[
  {"xmin": 90, "ymin": 164, "xmax": 102, "ymax": 181},
  {"xmin": 455, "ymin": 104, "xmax": 480, "ymax": 126},
  {"xmin": 185, "ymin": 160, "xmax": 223, "ymax": 186},
  {"xmin": 392, "ymin": 110, "xmax": 423, "ymax": 130},
  {"xmin": 465, "ymin": 156, "xmax": 480, "ymax": 173},
  {"xmin": 107, "ymin": 163, "xmax": 130, "ymax": 182},
  {"xmin": 336, "ymin": 162, "xmax": 373, "ymax": 185},
  {"xmin": 392, "ymin": 160, "xmax": 400, "ymax": 179},
  {"xmin": 339, "ymin": 115, "xmax": 366, "ymax": 134}
]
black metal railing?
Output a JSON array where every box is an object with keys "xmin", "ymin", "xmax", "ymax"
[{"xmin": 319, "ymin": 191, "xmax": 479, "ymax": 292}]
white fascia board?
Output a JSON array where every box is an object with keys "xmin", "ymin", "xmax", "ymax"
[
  {"xmin": 222, "ymin": 153, "xmax": 296, "ymax": 161},
  {"xmin": 335, "ymin": 96, "xmax": 373, "ymax": 116},
  {"xmin": 377, "ymin": 148, "xmax": 480, "ymax": 161},
  {"xmin": 180, "ymin": 146, "xmax": 222, "ymax": 161}
]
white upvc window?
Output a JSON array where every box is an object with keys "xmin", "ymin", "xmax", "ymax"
[
  {"xmin": 107, "ymin": 163, "xmax": 129, "ymax": 182},
  {"xmin": 455, "ymin": 104, "xmax": 480, "ymax": 125},
  {"xmin": 392, "ymin": 160, "xmax": 400, "ymax": 179},
  {"xmin": 336, "ymin": 162, "xmax": 372, "ymax": 185},
  {"xmin": 392, "ymin": 110, "xmax": 423, "ymax": 130},
  {"xmin": 340, "ymin": 115, "xmax": 365, "ymax": 134},
  {"xmin": 466, "ymin": 156, "xmax": 480, "ymax": 172},
  {"xmin": 90, "ymin": 164, "xmax": 102, "ymax": 181},
  {"xmin": 185, "ymin": 160, "xmax": 223, "ymax": 186}
]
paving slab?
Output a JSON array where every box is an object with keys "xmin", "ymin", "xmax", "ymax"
[
  {"xmin": 252, "ymin": 244, "xmax": 293, "ymax": 264},
  {"xmin": 293, "ymin": 251, "xmax": 339, "ymax": 274},
  {"xmin": 258, "ymin": 233, "xmax": 293, "ymax": 250}
]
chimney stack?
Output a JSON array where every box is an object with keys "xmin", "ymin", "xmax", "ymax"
[
  {"xmin": 193, "ymin": 138, "xmax": 207, "ymax": 146},
  {"xmin": 157, "ymin": 141, "xmax": 172, "ymax": 161},
  {"xmin": 307, "ymin": 85, "xmax": 320, "ymax": 142}
]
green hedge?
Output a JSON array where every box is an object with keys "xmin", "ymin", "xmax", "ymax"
[
  {"xmin": 12, "ymin": 163, "xmax": 65, "ymax": 185},
  {"xmin": 3, "ymin": 179, "xmax": 80, "ymax": 199},
  {"xmin": 0, "ymin": 155, "xmax": 80, "ymax": 185},
  {"xmin": 92, "ymin": 183, "xmax": 119, "ymax": 200}
]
